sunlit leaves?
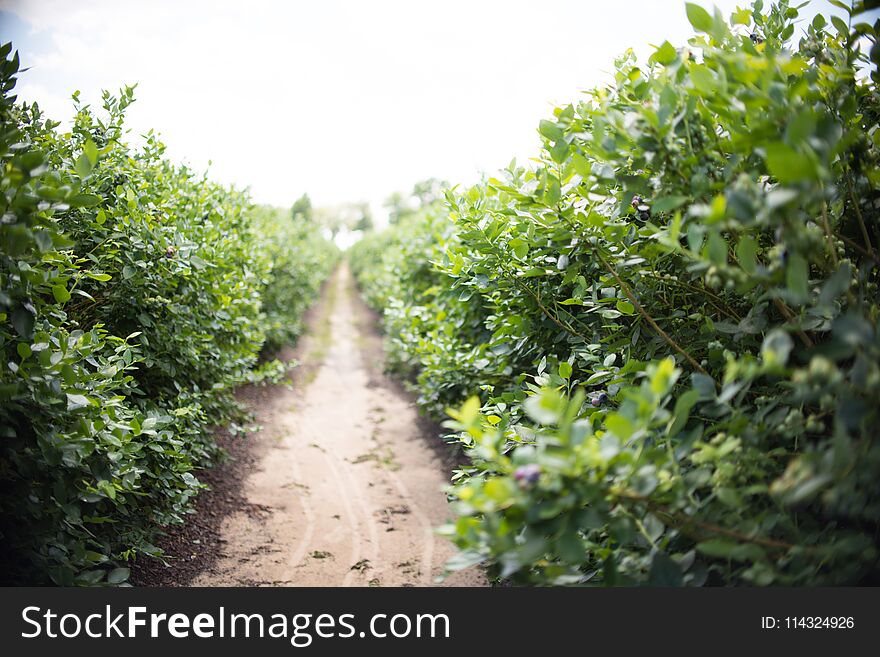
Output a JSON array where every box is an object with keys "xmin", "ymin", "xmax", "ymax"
[
  {"xmin": 685, "ymin": 3, "xmax": 713, "ymax": 32},
  {"xmin": 651, "ymin": 41, "xmax": 678, "ymax": 66},
  {"xmin": 352, "ymin": 0, "xmax": 880, "ymax": 587},
  {"xmin": 0, "ymin": 45, "xmax": 338, "ymax": 586},
  {"xmin": 765, "ymin": 142, "xmax": 818, "ymax": 183}
]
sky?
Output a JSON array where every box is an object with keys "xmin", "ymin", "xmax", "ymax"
[{"xmin": 0, "ymin": 0, "xmax": 859, "ymax": 228}]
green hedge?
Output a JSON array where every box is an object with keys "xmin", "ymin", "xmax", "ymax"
[
  {"xmin": 351, "ymin": 0, "xmax": 880, "ymax": 585},
  {"xmin": 350, "ymin": 202, "xmax": 493, "ymax": 413},
  {"xmin": 253, "ymin": 205, "xmax": 340, "ymax": 352},
  {"xmin": 0, "ymin": 45, "xmax": 338, "ymax": 585}
]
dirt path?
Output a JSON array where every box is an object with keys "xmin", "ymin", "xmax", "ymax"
[{"xmin": 192, "ymin": 263, "xmax": 484, "ymax": 587}]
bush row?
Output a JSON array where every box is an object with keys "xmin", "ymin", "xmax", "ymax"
[
  {"xmin": 0, "ymin": 46, "xmax": 338, "ymax": 585},
  {"xmin": 351, "ymin": 0, "xmax": 880, "ymax": 585}
]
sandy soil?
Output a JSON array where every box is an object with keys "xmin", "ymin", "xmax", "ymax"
[{"xmin": 190, "ymin": 263, "xmax": 484, "ymax": 587}]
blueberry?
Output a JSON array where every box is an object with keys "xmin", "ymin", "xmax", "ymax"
[
  {"xmin": 631, "ymin": 195, "xmax": 643, "ymax": 209},
  {"xmin": 597, "ymin": 392, "xmax": 609, "ymax": 404},
  {"xmin": 513, "ymin": 464, "xmax": 541, "ymax": 487}
]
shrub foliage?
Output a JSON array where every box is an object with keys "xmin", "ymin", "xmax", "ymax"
[
  {"xmin": 0, "ymin": 46, "xmax": 338, "ymax": 584},
  {"xmin": 351, "ymin": 1, "xmax": 880, "ymax": 585}
]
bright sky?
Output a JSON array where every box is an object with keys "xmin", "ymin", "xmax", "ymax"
[{"xmin": 0, "ymin": 0, "xmax": 854, "ymax": 225}]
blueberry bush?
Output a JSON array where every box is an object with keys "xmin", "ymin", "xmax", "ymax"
[
  {"xmin": 350, "ymin": 195, "xmax": 492, "ymax": 414},
  {"xmin": 0, "ymin": 46, "xmax": 338, "ymax": 585},
  {"xmin": 351, "ymin": 0, "xmax": 880, "ymax": 585},
  {"xmin": 252, "ymin": 205, "xmax": 340, "ymax": 352}
]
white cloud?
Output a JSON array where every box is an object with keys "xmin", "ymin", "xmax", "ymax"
[{"xmin": 0, "ymin": 0, "xmax": 853, "ymax": 220}]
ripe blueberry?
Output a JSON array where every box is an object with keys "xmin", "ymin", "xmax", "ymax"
[{"xmin": 513, "ymin": 464, "xmax": 541, "ymax": 487}]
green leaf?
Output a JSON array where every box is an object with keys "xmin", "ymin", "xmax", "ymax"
[
  {"xmin": 786, "ymin": 253, "xmax": 809, "ymax": 299},
  {"xmin": 833, "ymin": 313, "xmax": 873, "ymax": 349},
  {"xmin": 765, "ymin": 143, "xmax": 817, "ymax": 183},
  {"xmin": 716, "ymin": 487, "xmax": 742, "ymax": 508},
  {"xmin": 76, "ymin": 570, "xmax": 105, "ymax": 585},
  {"xmin": 652, "ymin": 195, "xmax": 688, "ymax": 213},
  {"xmin": 706, "ymin": 232, "xmax": 727, "ymax": 265},
  {"xmin": 107, "ymin": 567, "xmax": 130, "ymax": 585},
  {"xmin": 649, "ymin": 551, "xmax": 683, "ymax": 586},
  {"xmin": 556, "ymin": 531, "xmax": 586, "ymax": 564},
  {"xmin": 524, "ymin": 389, "xmax": 565, "ymax": 425},
  {"xmin": 685, "ymin": 3, "xmax": 713, "ymax": 32},
  {"xmin": 689, "ymin": 64, "xmax": 715, "ymax": 94},
  {"xmin": 761, "ymin": 329, "xmax": 793, "ymax": 366},
  {"xmin": 11, "ymin": 306, "xmax": 35, "ymax": 339},
  {"xmin": 66, "ymin": 393, "xmax": 91, "ymax": 411},
  {"xmin": 98, "ymin": 480, "xmax": 116, "ymax": 500},
  {"xmin": 616, "ymin": 300, "xmax": 635, "ymax": 315},
  {"xmin": 585, "ymin": 370, "xmax": 612, "ymax": 384},
  {"xmin": 71, "ymin": 193, "xmax": 101, "ymax": 207},
  {"xmin": 766, "ymin": 188, "xmax": 798, "ymax": 210},
  {"xmin": 606, "ymin": 413, "xmax": 634, "ymax": 439},
  {"xmin": 549, "ymin": 139, "xmax": 568, "ymax": 164},
  {"xmin": 819, "ymin": 262, "xmax": 851, "ymax": 305},
  {"xmin": 52, "ymin": 284, "xmax": 71, "ymax": 303},
  {"xmin": 451, "ymin": 395, "xmax": 481, "ymax": 425},
  {"xmin": 74, "ymin": 152, "xmax": 93, "ymax": 178},
  {"xmin": 545, "ymin": 177, "xmax": 561, "ymax": 205},
  {"xmin": 830, "ymin": 15, "xmax": 849, "ymax": 35},
  {"xmin": 737, "ymin": 235, "xmax": 758, "ymax": 273},
  {"xmin": 668, "ymin": 389, "xmax": 700, "ymax": 435},
  {"xmin": 83, "ymin": 139, "xmax": 98, "ymax": 166},
  {"xmin": 570, "ymin": 152, "xmax": 591, "ymax": 177},
  {"xmin": 651, "ymin": 41, "xmax": 678, "ymax": 66},
  {"xmin": 650, "ymin": 357, "xmax": 679, "ymax": 395},
  {"xmin": 538, "ymin": 120, "xmax": 564, "ymax": 142},
  {"xmin": 559, "ymin": 361, "xmax": 572, "ymax": 380},
  {"xmin": 511, "ymin": 241, "xmax": 529, "ymax": 260},
  {"xmin": 687, "ymin": 223, "xmax": 704, "ymax": 253},
  {"xmin": 732, "ymin": 7, "xmax": 752, "ymax": 25},
  {"xmin": 691, "ymin": 373, "xmax": 716, "ymax": 400}
]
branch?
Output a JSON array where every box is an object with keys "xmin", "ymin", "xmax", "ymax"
[{"xmin": 595, "ymin": 251, "xmax": 709, "ymax": 376}]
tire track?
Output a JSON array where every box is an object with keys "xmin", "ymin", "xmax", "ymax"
[
  {"xmin": 320, "ymin": 451, "xmax": 363, "ymax": 586},
  {"xmin": 192, "ymin": 264, "xmax": 485, "ymax": 587},
  {"xmin": 283, "ymin": 431, "xmax": 318, "ymax": 576}
]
